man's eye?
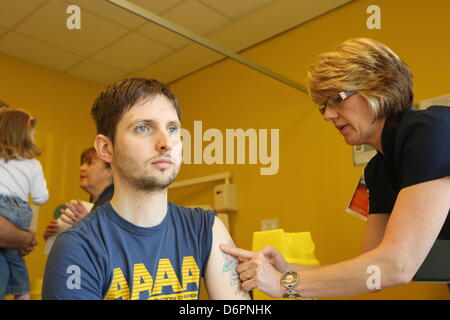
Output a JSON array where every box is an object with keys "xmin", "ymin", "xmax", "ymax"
[
  {"xmin": 136, "ymin": 125, "xmax": 150, "ymax": 133},
  {"xmin": 168, "ymin": 126, "xmax": 179, "ymax": 133}
]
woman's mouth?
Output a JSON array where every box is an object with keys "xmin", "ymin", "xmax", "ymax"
[{"xmin": 336, "ymin": 124, "xmax": 349, "ymax": 133}]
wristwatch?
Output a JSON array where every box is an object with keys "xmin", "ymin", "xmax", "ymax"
[{"xmin": 280, "ymin": 271, "xmax": 301, "ymax": 298}]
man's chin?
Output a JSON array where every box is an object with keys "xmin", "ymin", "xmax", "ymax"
[{"xmin": 132, "ymin": 171, "xmax": 178, "ymax": 191}]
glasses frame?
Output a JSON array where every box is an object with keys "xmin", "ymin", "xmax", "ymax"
[{"xmin": 319, "ymin": 90, "xmax": 358, "ymax": 115}]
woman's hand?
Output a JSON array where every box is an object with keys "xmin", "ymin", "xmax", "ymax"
[
  {"xmin": 260, "ymin": 246, "xmax": 290, "ymax": 273},
  {"xmin": 220, "ymin": 245, "xmax": 285, "ymax": 298},
  {"xmin": 43, "ymin": 220, "xmax": 60, "ymax": 241},
  {"xmin": 60, "ymin": 201, "xmax": 89, "ymax": 226}
]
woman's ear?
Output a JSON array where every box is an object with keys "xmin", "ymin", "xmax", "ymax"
[{"xmin": 94, "ymin": 134, "xmax": 113, "ymax": 166}]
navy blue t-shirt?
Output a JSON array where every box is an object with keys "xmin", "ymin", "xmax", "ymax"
[
  {"xmin": 365, "ymin": 106, "xmax": 450, "ymax": 240},
  {"xmin": 42, "ymin": 202, "xmax": 216, "ymax": 300}
]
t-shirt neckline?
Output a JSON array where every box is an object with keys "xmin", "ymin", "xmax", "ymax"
[{"xmin": 104, "ymin": 202, "xmax": 171, "ymax": 236}]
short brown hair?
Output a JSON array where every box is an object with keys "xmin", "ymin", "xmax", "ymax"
[
  {"xmin": 308, "ymin": 38, "xmax": 413, "ymax": 122},
  {"xmin": 80, "ymin": 147, "xmax": 110, "ymax": 168},
  {"xmin": 91, "ymin": 78, "xmax": 182, "ymax": 144},
  {"xmin": 0, "ymin": 109, "xmax": 41, "ymax": 161}
]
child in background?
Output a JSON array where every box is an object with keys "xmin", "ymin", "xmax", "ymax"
[{"xmin": 0, "ymin": 108, "xmax": 49, "ymax": 300}]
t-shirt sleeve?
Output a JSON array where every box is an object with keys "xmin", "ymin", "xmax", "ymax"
[
  {"xmin": 195, "ymin": 209, "xmax": 216, "ymax": 277},
  {"xmin": 365, "ymin": 155, "xmax": 396, "ymax": 214},
  {"xmin": 30, "ymin": 160, "xmax": 49, "ymax": 205},
  {"xmin": 399, "ymin": 113, "xmax": 450, "ymax": 189},
  {"xmin": 42, "ymin": 231, "xmax": 104, "ymax": 300}
]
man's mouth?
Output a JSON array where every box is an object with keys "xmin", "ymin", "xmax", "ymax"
[{"xmin": 151, "ymin": 158, "xmax": 174, "ymax": 169}]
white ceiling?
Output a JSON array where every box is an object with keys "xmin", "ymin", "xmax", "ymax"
[{"xmin": 0, "ymin": 0, "xmax": 353, "ymax": 86}]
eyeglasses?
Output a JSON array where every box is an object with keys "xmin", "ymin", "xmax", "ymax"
[{"xmin": 319, "ymin": 91, "xmax": 358, "ymax": 115}]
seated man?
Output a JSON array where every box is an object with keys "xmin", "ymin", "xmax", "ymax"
[{"xmin": 42, "ymin": 78, "xmax": 250, "ymax": 300}]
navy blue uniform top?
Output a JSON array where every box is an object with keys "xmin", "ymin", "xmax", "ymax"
[
  {"xmin": 91, "ymin": 183, "xmax": 114, "ymax": 211},
  {"xmin": 364, "ymin": 106, "xmax": 450, "ymax": 240},
  {"xmin": 42, "ymin": 202, "xmax": 216, "ymax": 300}
]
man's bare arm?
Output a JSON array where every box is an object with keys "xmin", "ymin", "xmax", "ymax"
[{"xmin": 204, "ymin": 217, "xmax": 251, "ymax": 300}]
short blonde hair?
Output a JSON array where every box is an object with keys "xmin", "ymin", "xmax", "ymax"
[
  {"xmin": 308, "ymin": 38, "xmax": 413, "ymax": 121},
  {"xmin": 0, "ymin": 109, "xmax": 41, "ymax": 161}
]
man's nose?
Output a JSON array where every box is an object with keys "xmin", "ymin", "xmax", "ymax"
[{"xmin": 155, "ymin": 130, "xmax": 173, "ymax": 152}]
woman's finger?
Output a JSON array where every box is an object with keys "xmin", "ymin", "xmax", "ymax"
[
  {"xmin": 220, "ymin": 245, "xmax": 256, "ymax": 260},
  {"xmin": 236, "ymin": 261, "xmax": 254, "ymax": 274},
  {"xmin": 60, "ymin": 214, "xmax": 74, "ymax": 226},
  {"xmin": 239, "ymin": 269, "xmax": 254, "ymax": 282},
  {"xmin": 241, "ymin": 278, "xmax": 257, "ymax": 292},
  {"xmin": 65, "ymin": 203, "xmax": 79, "ymax": 216}
]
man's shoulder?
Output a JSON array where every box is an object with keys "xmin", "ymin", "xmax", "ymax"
[
  {"xmin": 59, "ymin": 203, "xmax": 111, "ymax": 241},
  {"xmin": 168, "ymin": 202, "xmax": 217, "ymax": 230},
  {"xmin": 50, "ymin": 205, "xmax": 113, "ymax": 268},
  {"xmin": 169, "ymin": 202, "xmax": 216, "ymax": 219}
]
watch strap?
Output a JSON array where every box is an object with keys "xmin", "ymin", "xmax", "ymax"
[{"xmin": 281, "ymin": 271, "xmax": 301, "ymax": 298}]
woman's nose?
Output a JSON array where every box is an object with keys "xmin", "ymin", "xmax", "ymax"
[{"xmin": 323, "ymin": 106, "xmax": 338, "ymax": 121}]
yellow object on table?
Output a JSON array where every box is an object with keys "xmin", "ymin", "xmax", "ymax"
[{"xmin": 252, "ymin": 229, "xmax": 320, "ymax": 300}]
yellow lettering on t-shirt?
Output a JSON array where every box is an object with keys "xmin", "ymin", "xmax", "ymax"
[
  {"xmin": 151, "ymin": 258, "xmax": 183, "ymax": 295},
  {"xmin": 105, "ymin": 257, "xmax": 201, "ymax": 300},
  {"xmin": 131, "ymin": 263, "xmax": 153, "ymax": 300},
  {"xmin": 181, "ymin": 256, "xmax": 200, "ymax": 291},
  {"xmin": 104, "ymin": 267, "xmax": 130, "ymax": 300}
]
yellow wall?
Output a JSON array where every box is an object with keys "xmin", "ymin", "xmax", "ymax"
[
  {"xmin": 1, "ymin": 0, "xmax": 449, "ymax": 300},
  {"xmin": 0, "ymin": 53, "xmax": 103, "ymax": 295},
  {"xmin": 168, "ymin": 0, "xmax": 450, "ymax": 299}
]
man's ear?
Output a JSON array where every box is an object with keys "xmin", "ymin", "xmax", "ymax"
[{"xmin": 94, "ymin": 134, "xmax": 113, "ymax": 166}]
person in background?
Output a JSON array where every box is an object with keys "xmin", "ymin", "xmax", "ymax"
[
  {"xmin": 0, "ymin": 109, "xmax": 49, "ymax": 300},
  {"xmin": 0, "ymin": 101, "xmax": 37, "ymax": 299},
  {"xmin": 222, "ymin": 38, "xmax": 450, "ymax": 299},
  {"xmin": 43, "ymin": 147, "xmax": 113, "ymax": 240}
]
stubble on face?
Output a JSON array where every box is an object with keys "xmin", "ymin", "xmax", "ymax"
[
  {"xmin": 110, "ymin": 94, "xmax": 183, "ymax": 193},
  {"xmin": 113, "ymin": 146, "xmax": 180, "ymax": 192}
]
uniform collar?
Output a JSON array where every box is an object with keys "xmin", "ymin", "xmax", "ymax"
[{"xmin": 380, "ymin": 108, "xmax": 414, "ymax": 156}]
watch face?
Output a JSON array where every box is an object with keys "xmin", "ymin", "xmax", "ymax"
[{"xmin": 282, "ymin": 272, "xmax": 298, "ymax": 286}]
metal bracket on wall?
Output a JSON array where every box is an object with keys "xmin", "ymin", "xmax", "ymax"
[{"xmin": 105, "ymin": 0, "xmax": 308, "ymax": 93}]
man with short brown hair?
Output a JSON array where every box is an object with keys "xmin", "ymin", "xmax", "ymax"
[{"xmin": 43, "ymin": 78, "xmax": 250, "ymax": 300}]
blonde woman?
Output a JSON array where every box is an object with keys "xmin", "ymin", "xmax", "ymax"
[
  {"xmin": 221, "ymin": 38, "xmax": 450, "ymax": 298},
  {"xmin": 0, "ymin": 109, "xmax": 49, "ymax": 300}
]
